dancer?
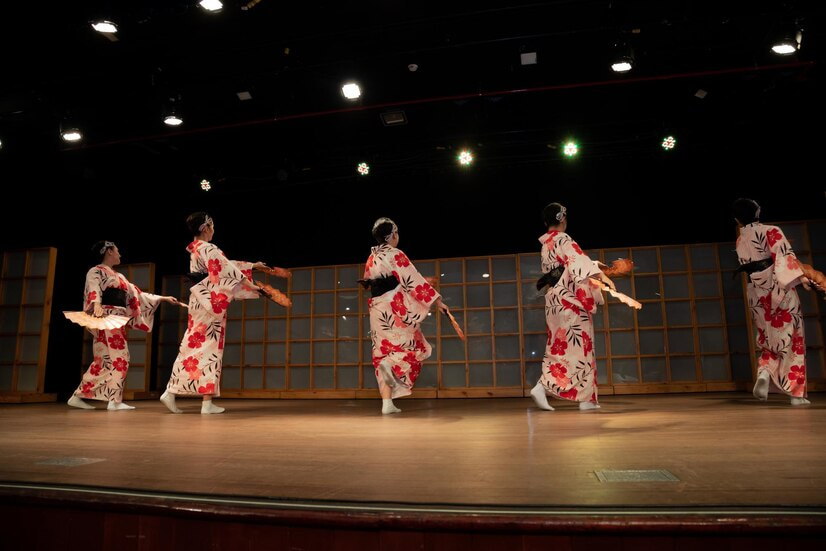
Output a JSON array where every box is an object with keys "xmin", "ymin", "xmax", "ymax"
[
  {"xmin": 530, "ymin": 203, "xmax": 616, "ymax": 412},
  {"xmin": 160, "ymin": 212, "xmax": 270, "ymax": 414},
  {"xmin": 733, "ymin": 198, "xmax": 811, "ymax": 405},
  {"xmin": 68, "ymin": 241, "xmax": 180, "ymax": 410},
  {"xmin": 361, "ymin": 217, "xmax": 449, "ymax": 414}
]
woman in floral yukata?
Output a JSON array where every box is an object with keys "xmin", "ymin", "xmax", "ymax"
[
  {"xmin": 361, "ymin": 217, "xmax": 449, "ymax": 414},
  {"xmin": 733, "ymin": 198, "xmax": 811, "ymax": 406},
  {"xmin": 68, "ymin": 241, "xmax": 180, "ymax": 411},
  {"xmin": 160, "ymin": 212, "xmax": 270, "ymax": 414},
  {"xmin": 530, "ymin": 203, "xmax": 615, "ymax": 412}
]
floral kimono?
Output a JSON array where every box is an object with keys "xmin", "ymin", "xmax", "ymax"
[
  {"xmin": 165, "ymin": 240, "xmax": 260, "ymax": 396},
  {"xmin": 364, "ymin": 244, "xmax": 440, "ymax": 398},
  {"xmin": 736, "ymin": 223, "xmax": 807, "ymax": 398},
  {"xmin": 537, "ymin": 231, "xmax": 603, "ymax": 404},
  {"xmin": 73, "ymin": 265, "xmax": 162, "ymax": 402}
]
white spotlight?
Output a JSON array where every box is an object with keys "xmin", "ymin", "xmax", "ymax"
[
  {"xmin": 91, "ymin": 20, "xmax": 118, "ymax": 34},
  {"xmin": 611, "ymin": 61, "xmax": 633, "ymax": 72},
  {"xmin": 771, "ymin": 25, "xmax": 802, "ymax": 55},
  {"xmin": 198, "ymin": 0, "xmax": 224, "ymax": 11},
  {"xmin": 341, "ymin": 82, "xmax": 361, "ymax": 99},
  {"xmin": 164, "ymin": 115, "xmax": 183, "ymax": 126},
  {"xmin": 61, "ymin": 129, "xmax": 82, "ymax": 142}
]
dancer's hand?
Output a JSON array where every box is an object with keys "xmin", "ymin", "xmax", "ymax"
[
  {"xmin": 600, "ymin": 273, "xmax": 616, "ymax": 291},
  {"xmin": 162, "ymin": 296, "xmax": 181, "ymax": 306},
  {"xmin": 252, "ymin": 261, "xmax": 270, "ymax": 271},
  {"xmin": 800, "ymin": 276, "xmax": 811, "ymax": 291},
  {"xmin": 435, "ymin": 298, "xmax": 449, "ymax": 316},
  {"xmin": 93, "ymin": 303, "xmax": 104, "ymax": 317}
]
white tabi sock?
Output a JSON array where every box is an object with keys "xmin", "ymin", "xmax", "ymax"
[
  {"xmin": 579, "ymin": 401, "xmax": 600, "ymax": 411},
  {"xmin": 67, "ymin": 395, "xmax": 95, "ymax": 410},
  {"xmin": 530, "ymin": 382, "xmax": 554, "ymax": 411},
  {"xmin": 381, "ymin": 399, "xmax": 402, "ymax": 414},
  {"xmin": 753, "ymin": 370, "xmax": 770, "ymax": 401},
  {"xmin": 201, "ymin": 400, "xmax": 225, "ymax": 414},
  {"xmin": 790, "ymin": 397, "xmax": 811, "ymax": 406},
  {"xmin": 107, "ymin": 401, "xmax": 135, "ymax": 411},
  {"xmin": 160, "ymin": 390, "xmax": 183, "ymax": 414}
]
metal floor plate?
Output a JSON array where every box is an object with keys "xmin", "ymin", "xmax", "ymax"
[
  {"xmin": 35, "ymin": 457, "xmax": 106, "ymax": 467},
  {"xmin": 594, "ymin": 469, "xmax": 680, "ymax": 482}
]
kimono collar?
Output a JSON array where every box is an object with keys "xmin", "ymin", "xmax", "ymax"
[
  {"xmin": 186, "ymin": 239, "xmax": 204, "ymax": 253},
  {"xmin": 539, "ymin": 230, "xmax": 561, "ymax": 244}
]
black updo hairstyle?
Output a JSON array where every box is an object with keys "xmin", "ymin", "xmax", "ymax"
[
  {"xmin": 542, "ymin": 202, "xmax": 566, "ymax": 228},
  {"xmin": 186, "ymin": 211, "xmax": 210, "ymax": 237},
  {"xmin": 732, "ymin": 198, "xmax": 760, "ymax": 225},
  {"xmin": 372, "ymin": 217, "xmax": 397, "ymax": 244},
  {"xmin": 91, "ymin": 240, "xmax": 115, "ymax": 263}
]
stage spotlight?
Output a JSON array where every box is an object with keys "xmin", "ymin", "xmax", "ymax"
[
  {"xmin": 91, "ymin": 20, "xmax": 117, "ymax": 34},
  {"xmin": 610, "ymin": 41, "xmax": 634, "ymax": 73},
  {"xmin": 164, "ymin": 114, "xmax": 183, "ymax": 126},
  {"xmin": 458, "ymin": 150, "xmax": 473, "ymax": 166},
  {"xmin": 563, "ymin": 141, "xmax": 578, "ymax": 157},
  {"xmin": 357, "ymin": 162, "xmax": 370, "ymax": 176},
  {"xmin": 200, "ymin": 179, "xmax": 211, "ymax": 191},
  {"xmin": 60, "ymin": 121, "xmax": 82, "ymax": 142},
  {"xmin": 198, "ymin": 0, "xmax": 223, "ymax": 12},
  {"xmin": 771, "ymin": 23, "xmax": 802, "ymax": 55},
  {"xmin": 341, "ymin": 82, "xmax": 361, "ymax": 99},
  {"xmin": 661, "ymin": 136, "xmax": 677, "ymax": 150}
]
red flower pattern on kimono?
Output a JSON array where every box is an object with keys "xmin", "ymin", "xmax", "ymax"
[
  {"xmin": 394, "ymin": 252, "xmax": 411, "ymax": 267},
  {"xmin": 207, "ymin": 258, "xmax": 223, "ymax": 277},
  {"xmin": 188, "ymin": 330, "xmax": 206, "ymax": 349},
  {"xmin": 581, "ymin": 331, "xmax": 593, "ymax": 356},
  {"xmin": 108, "ymin": 331, "xmax": 126, "ymax": 350},
  {"xmin": 576, "ymin": 288, "xmax": 594, "ymax": 312},
  {"xmin": 414, "ymin": 283, "xmax": 435, "ymax": 303},
  {"xmin": 113, "ymin": 357, "xmax": 128, "ymax": 372},
  {"xmin": 210, "ymin": 291, "xmax": 230, "ymax": 314},
  {"xmin": 390, "ymin": 292, "xmax": 407, "ymax": 317},
  {"xmin": 183, "ymin": 357, "xmax": 199, "ymax": 372},
  {"xmin": 766, "ymin": 228, "xmax": 783, "ymax": 248},
  {"xmin": 789, "ymin": 365, "xmax": 805, "ymax": 385},
  {"xmin": 548, "ymin": 363, "xmax": 567, "ymax": 378},
  {"xmin": 792, "ymin": 334, "xmax": 805, "ymax": 355},
  {"xmin": 559, "ymin": 388, "xmax": 578, "ymax": 400},
  {"xmin": 769, "ymin": 308, "xmax": 791, "ymax": 329}
]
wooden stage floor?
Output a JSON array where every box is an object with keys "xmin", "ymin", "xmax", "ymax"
[{"xmin": 1, "ymin": 392, "xmax": 825, "ymax": 515}]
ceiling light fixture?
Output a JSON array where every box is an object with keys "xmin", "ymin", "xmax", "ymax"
[
  {"xmin": 91, "ymin": 20, "xmax": 118, "ymax": 34},
  {"xmin": 610, "ymin": 41, "xmax": 634, "ymax": 73},
  {"xmin": 341, "ymin": 82, "xmax": 361, "ymax": 100},
  {"xmin": 380, "ymin": 111, "xmax": 407, "ymax": 126},
  {"xmin": 61, "ymin": 128, "xmax": 82, "ymax": 142},
  {"xmin": 771, "ymin": 22, "xmax": 802, "ymax": 55},
  {"xmin": 198, "ymin": 0, "xmax": 224, "ymax": 12}
]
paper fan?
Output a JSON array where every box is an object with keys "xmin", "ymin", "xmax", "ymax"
[
  {"xmin": 601, "ymin": 258, "xmax": 634, "ymax": 278},
  {"xmin": 255, "ymin": 280, "xmax": 292, "ymax": 308},
  {"xmin": 444, "ymin": 310, "xmax": 466, "ymax": 341},
  {"xmin": 63, "ymin": 311, "xmax": 130, "ymax": 330},
  {"xmin": 589, "ymin": 279, "xmax": 642, "ymax": 310},
  {"xmin": 261, "ymin": 266, "xmax": 292, "ymax": 279}
]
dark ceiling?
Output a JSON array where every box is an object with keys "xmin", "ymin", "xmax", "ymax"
[{"xmin": 0, "ymin": 1, "xmax": 823, "ymax": 268}]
